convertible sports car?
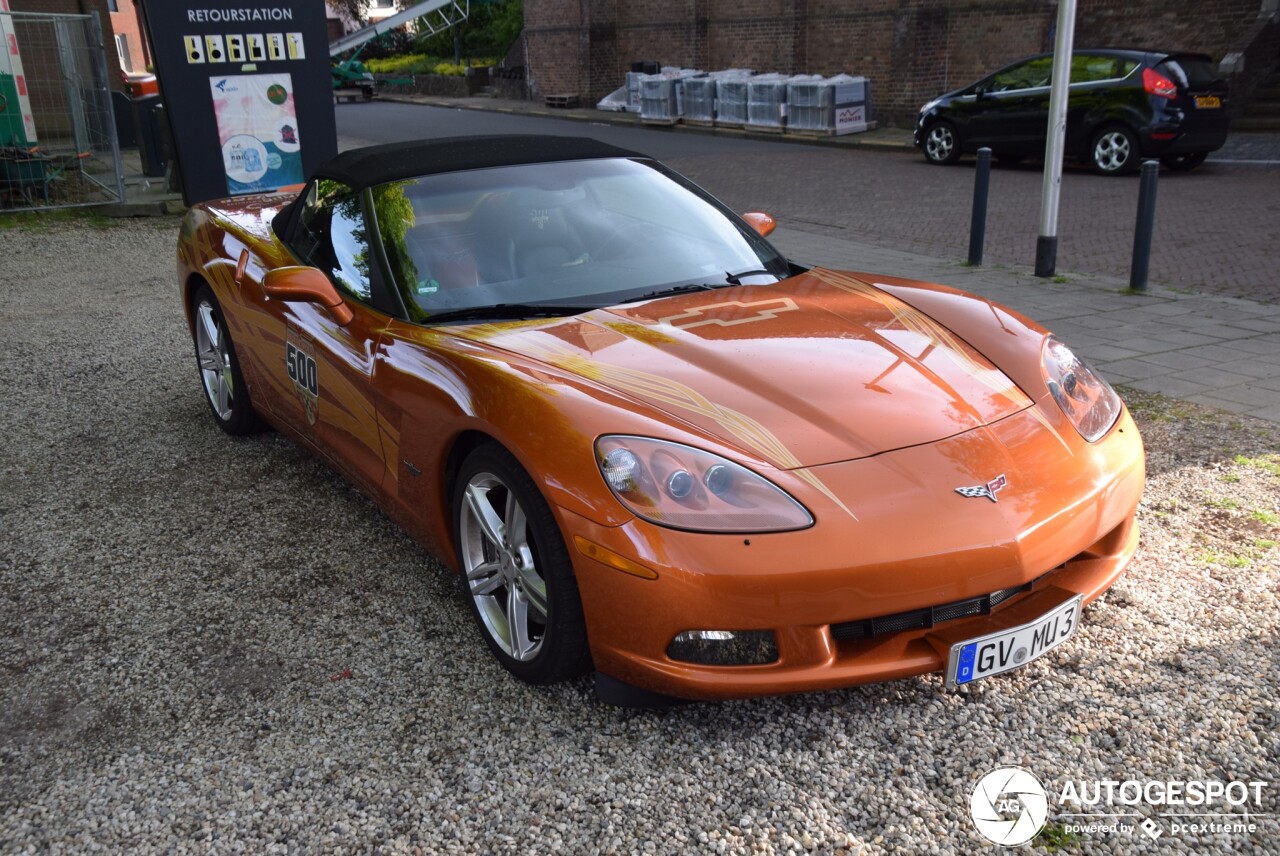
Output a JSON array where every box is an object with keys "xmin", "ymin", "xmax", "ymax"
[{"xmin": 177, "ymin": 135, "xmax": 1144, "ymax": 703}]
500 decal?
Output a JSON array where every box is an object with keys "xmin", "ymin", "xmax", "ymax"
[{"xmin": 286, "ymin": 341, "xmax": 318, "ymax": 395}]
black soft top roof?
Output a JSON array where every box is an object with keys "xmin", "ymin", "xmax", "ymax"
[{"xmin": 314, "ymin": 135, "xmax": 645, "ymax": 190}]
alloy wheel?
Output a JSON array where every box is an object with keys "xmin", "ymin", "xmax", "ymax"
[
  {"xmin": 195, "ymin": 300, "xmax": 234, "ymax": 421},
  {"xmin": 925, "ymin": 124, "xmax": 955, "ymax": 163},
  {"xmin": 459, "ymin": 471, "xmax": 550, "ymax": 662},
  {"xmin": 1093, "ymin": 130, "xmax": 1131, "ymax": 173}
]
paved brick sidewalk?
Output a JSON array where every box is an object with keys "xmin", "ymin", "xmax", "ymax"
[{"xmin": 772, "ymin": 226, "xmax": 1280, "ymax": 422}]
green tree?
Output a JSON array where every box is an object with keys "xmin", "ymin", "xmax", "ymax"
[{"xmin": 415, "ymin": 0, "xmax": 522, "ymax": 63}]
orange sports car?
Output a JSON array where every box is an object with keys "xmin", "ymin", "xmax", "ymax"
[{"xmin": 177, "ymin": 135, "xmax": 1144, "ymax": 704}]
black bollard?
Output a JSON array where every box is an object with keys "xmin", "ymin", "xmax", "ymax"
[
  {"xmin": 1129, "ymin": 160, "xmax": 1160, "ymax": 292},
  {"xmin": 968, "ymin": 147, "xmax": 992, "ymax": 266}
]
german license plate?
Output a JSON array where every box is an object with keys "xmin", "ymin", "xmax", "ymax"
[
  {"xmin": 946, "ymin": 594, "xmax": 1082, "ymax": 686},
  {"xmin": 1195, "ymin": 95, "xmax": 1221, "ymax": 109}
]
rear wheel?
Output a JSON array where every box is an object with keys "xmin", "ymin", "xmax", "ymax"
[
  {"xmin": 922, "ymin": 121, "xmax": 962, "ymax": 165},
  {"xmin": 1090, "ymin": 126, "xmax": 1139, "ymax": 175},
  {"xmin": 191, "ymin": 284, "xmax": 263, "ymax": 435},
  {"xmin": 1160, "ymin": 151, "xmax": 1208, "ymax": 171},
  {"xmin": 453, "ymin": 443, "xmax": 591, "ymax": 685}
]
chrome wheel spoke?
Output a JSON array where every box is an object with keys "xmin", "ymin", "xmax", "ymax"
[
  {"xmin": 518, "ymin": 564, "xmax": 548, "ymax": 620},
  {"xmin": 467, "ymin": 560, "xmax": 504, "ymax": 596},
  {"xmin": 216, "ymin": 372, "xmax": 230, "ymax": 415},
  {"xmin": 197, "ymin": 304, "xmax": 220, "ymax": 351},
  {"xmin": 507, "ymin": 584, "xmax": 534, "ymax": 660},
  {"xmin": 464, "ymin": 482, "xmax": 505, "ymax": 549},
  {"xmin": 505, "ymin": 490, "xmax": 527, "ymax": 551}
]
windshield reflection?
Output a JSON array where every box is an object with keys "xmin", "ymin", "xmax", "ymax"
[{"xmin": 368, "ymin": 158, "xmax": 788, "ymax": 323}]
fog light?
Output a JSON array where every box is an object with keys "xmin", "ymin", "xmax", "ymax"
[
  {"xmin": 667, "ymin": 630, "xmax": 779, "ymax": 666},
  {"xmin": 601, "ymin": 448, "xmax": 639, "ymax": 492}
]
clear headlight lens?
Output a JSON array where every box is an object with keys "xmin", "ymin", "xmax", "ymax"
[
  {"xmin": 594, "ymin": 436, "xmax": 813, "ymax": 532},
  {"xmin": 1041, "ymin": 336, "xmax": 1122, "ymax": 442}
]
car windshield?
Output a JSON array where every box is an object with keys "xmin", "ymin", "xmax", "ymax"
[{"xmin": 370, "ymin": 157, "xmax": 788, "ymax": 323}]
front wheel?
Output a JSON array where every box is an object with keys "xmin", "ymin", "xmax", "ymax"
[
  {"xmin": 453, "ymin": 443, "xmax": 591, "ymax": 685},
  {"xmin": 1090, "ymin": 126, "xmax": 1139, "ymax": 175},
  {"xmin": 1160, "ymin": 151, "xmax": 1208, "ymax": 171},
  {"xmin": 922, "ymin": 121, "xmax": 962, "ymax": 165},
  {"xmin": 191, "ymin": 284, "xmax": 263, "ymax": 435}
]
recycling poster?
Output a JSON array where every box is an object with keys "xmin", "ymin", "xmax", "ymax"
[{"xmin": 210, "ymin": 73, "xmax": 303, "ymax": 193}]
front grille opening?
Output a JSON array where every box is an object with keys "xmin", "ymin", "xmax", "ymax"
[{"xmin": 830, "ymin": 572, "xmax": 1047, "ymax": 642}]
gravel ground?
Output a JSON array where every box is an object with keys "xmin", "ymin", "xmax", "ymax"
[{"xmin": 1, "ymin": 219, "xmax": 1277, "ymax": 854}]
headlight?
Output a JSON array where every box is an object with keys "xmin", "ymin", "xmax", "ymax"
[
  {"xmin": 595, "ymin": 436, "xmax": 813, "ymax": 533},
  {"xmin": 1041, "ymin": 336, "xmax": 1122, "ymax": 442}
]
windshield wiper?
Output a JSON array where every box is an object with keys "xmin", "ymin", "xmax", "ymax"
[
  {"xmin": 620, "ymin": 283, "xmax": 721, "ymax": 304},
  {"xmin": 425, "ymin": 303, "xmax": 597, "ymax": 325},
  {"xmin": 724, "ymin": 268, "xmax": 784, "ymax": 285}
]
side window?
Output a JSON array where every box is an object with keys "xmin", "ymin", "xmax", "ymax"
[
  {"xmin": 1070, "ymin": 55, "xmax": 1123, "ymax": 84},
  {"xmin": 290, "ymin": 179, "xmax": 373, "ymax": 301},
  {"xmin": 991, "ymin": 57, "xmax": 1053, "ymax": 91}
]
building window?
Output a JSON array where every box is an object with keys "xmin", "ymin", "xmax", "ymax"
[{"xmin": 115, "ymin": 34, "xmax": 133, "ymax": 72}]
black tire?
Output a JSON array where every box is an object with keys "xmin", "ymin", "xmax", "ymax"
[
  {"xmin": 1160, "ymin": 151, "xmax": 1208, "ymax": 171},
  {"xmin": 922, "ymin": 120, "xmax": 962, "ymax": 165},
  {"xmin": 453, "ymin": 442, "xmax": 591, "ymax": 685},
  {"xmin": 994, "ymin": 152, "xmax": 1025, "ymax": 165},
  {"xmin": 190, "ymin": 284, "xmax": 264, "ymax": 435},
  {"xmin": 1090, "ymin": 125, "xmax": 1140, "ymax": 175}
]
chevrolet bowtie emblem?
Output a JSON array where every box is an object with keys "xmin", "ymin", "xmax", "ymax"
[{"xmin": 956, "ymin": 474, "xmax": 1008, "ymax": 503}]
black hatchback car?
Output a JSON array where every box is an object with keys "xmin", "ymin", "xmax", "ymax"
[{"xmin": 914, "ymin": 49, "xmax": 1229, "ymax": 174}]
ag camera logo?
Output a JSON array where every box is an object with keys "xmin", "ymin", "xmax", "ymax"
[{"xmin": 971, "ymin": 766, "xmax": 1049, "ymax": 845}]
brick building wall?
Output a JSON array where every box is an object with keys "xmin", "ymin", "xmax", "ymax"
[
  {"xmin": 9, "ymin": 0, "xmax": 122, "ymax": 87},
  {"xmin": 524, "ymin": 0, "xmax": 1265, "ymax": 124},
  {"xmin": 109, "ymin": 0, "xmax": 149, "ymax": 73}
]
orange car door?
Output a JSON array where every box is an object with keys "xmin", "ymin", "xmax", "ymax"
[
  {"xmin": 257, "ymin": 179, "xmax": 396, "ymax": 499},
  {"xmin": 272, "ymin": 299, "xmax": 388, "ymax": 499}
]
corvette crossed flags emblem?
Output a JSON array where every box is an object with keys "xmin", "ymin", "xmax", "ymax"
[{"xmin": 955, "ymin": 474, "xmax": 1008, "ymax": 503}]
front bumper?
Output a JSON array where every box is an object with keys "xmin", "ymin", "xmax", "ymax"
[{"xmin": 564, "ymin": 403, "xmax": 1145, "ymax": 701}]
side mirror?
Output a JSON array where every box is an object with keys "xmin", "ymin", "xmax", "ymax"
[
  {"xmin": 262, "ymin": 266, "xmax": 353, "ymax": 326},
  {"xmin": 973, "ymin": 85, "xmax": 988, "ymax": 99},
  {"xmin": 742, "ymin": 211, "xmax": 777, "ymax": 238}
]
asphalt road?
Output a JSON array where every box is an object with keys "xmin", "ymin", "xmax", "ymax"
[{"xmin": 336, "ymin": 102, "xmax": 1280, "ymax": 304}]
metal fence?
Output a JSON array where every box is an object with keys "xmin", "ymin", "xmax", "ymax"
[{"xmin": 0, "ymin": 10, "xmax": 123, "ymax": 212}]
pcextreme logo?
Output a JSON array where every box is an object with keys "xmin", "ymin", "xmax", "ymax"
[{"xmin": 970, "ymin": 766, "xmax": 1272, "ymax": 846}]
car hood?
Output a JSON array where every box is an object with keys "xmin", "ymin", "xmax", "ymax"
[{"xmin": 459, "ymin": 268, "xmax": 1034, "ymax": 468}]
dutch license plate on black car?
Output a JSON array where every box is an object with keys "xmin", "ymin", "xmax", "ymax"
[
  {"xmin": 946, "ymin": 594, "xmax": 1082, "ymax": 686},
  {"xmin": 1195, "ymin": 95, "xmax": 1221, "ymax": 109}
]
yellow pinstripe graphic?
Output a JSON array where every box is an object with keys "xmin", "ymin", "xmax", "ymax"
[{"xmin": 659, "ymin": 297, "xmax": 799, "ymax": 330}]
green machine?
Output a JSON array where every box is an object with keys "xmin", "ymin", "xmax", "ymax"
[
  {"xmin": 328, "ymin": 0, "xmax": 470, "ymax": 100},
  {"xmin": 0, "ymin": 72, "xmax": 31, "ymax": 147}
]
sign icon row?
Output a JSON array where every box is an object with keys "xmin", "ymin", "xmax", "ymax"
[{"xmin": 184, "ymin": 33, "xmax": 306, "ymax": 64}]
